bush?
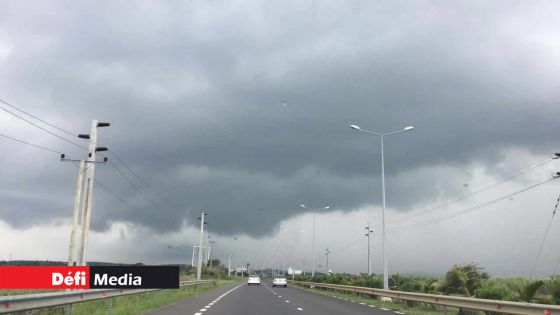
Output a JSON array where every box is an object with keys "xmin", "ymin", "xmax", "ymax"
[{"xmin": 475, "ymin": 279, "xmax": 513, "ymax": 300}]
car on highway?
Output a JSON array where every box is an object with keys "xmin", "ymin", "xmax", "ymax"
[
  {"xmin": 247, "ymin": 274, "xmax": 261, "ymax": 285},
  {"xmin": 272, "ymin": 276, "xmax": 287, "ymax": 287}
]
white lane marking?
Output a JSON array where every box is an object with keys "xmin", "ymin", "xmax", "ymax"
[
  {"xmin": 285, "ymin": 300, "xmax": 290, "ymax": 303},
  {"xmin": 359, "ymin": 302, "xmax": 366, "ymax": 305},
  {"xmin": 192, "ymin": 283, "xmax": 244, "ymax": 315},
  {"xmin": 395, "ymin": 312, "xmax": 405, "ymax": 314},
  {"xmin": 297, "ymin": 307, "xmax": 303, "ymax": 311},
  {"xmin": 381, "ymin": 307, "xmax": 390, "ymax": 311},
  {"xmin": 369, "ymin": 305, "xmax": 376, "ymax": 308}
]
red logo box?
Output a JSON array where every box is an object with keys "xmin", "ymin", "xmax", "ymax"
[{"xmin": 0, "ymin": 266, "xmax": 90, "ymax": 289}]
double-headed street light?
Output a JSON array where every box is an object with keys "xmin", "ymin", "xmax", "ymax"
[
  {"xmin": 350, "ymin": 124, "xmax": 414, "ymax": 290},
  {"xmin": 300, "ymin": 204, "xmax": 330, "ymax": 277}
]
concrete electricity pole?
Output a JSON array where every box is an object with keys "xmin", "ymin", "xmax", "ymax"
[
  {"xmin": 325, "ymin": 248, "xmax": 331, "ymax": 274},
  {"xmin": 197, "ymin": 212, "xmax": 207, "ymax": 281},
  {"xmin": 228, "ymin": 252, "xmax": 232, "ymax": 277},
  {"xmin": 78, "ymin": 120, "xmax": 110, "ymax": 266},
  {"xmin": 365, "ymin": 223, "xmax": 373, "ymax": 275},
  {"xmin": 67, "ymin": 160, "xmax": 85, "ymax": 266},
  {"xmin": 208, "ymin": 239, "xmax": 216, "ymax": 267},
  {"xmin": 62, "ymin": 120, "xmax": 109, "ymax": 266}
]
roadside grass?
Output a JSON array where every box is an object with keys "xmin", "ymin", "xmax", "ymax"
[
  {"xmin": 294, "ymin": 285, "xmax": 469, "ymax": 315},
  {"xmin": 8, "ymin": 279, "xmax": 242, "ymax": 315}
]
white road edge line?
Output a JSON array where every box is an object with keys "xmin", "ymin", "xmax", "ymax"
[
  {"xmin": 192, "ymin": 283, "xmax": 244, "ymax": 315},
  {"xmin": 297, "ymin": 307, "xmax": 303, "ymax": 311}
]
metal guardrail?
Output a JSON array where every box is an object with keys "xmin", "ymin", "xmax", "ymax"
[
  {"xmin": 0, "ymin": 280, "xmax": 214, "ymax": 314},
  {"xmin": 290, "ymin": 281, "xmax": 560, "ymax": 315}
]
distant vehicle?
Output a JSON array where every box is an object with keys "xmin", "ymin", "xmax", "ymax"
[
  {"xmin": 272, "ymin": 276, "xmax": 287, "ymax": 287},
  {"xmin": 248, "ymin": 274, "xmax": 261, "ymax": 285}
]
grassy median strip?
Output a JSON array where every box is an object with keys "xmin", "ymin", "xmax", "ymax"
[
  {"xmin": 294, "ymin": 284, "xmax": 463, "ymax": 315},
  {"xmin": 16, "ymin": 279, "xmax": 241, "ymax": 315}
]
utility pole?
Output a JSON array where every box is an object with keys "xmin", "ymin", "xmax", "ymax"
[
  {"xmin": 61, "ymin": 120, "xmax": 109, "ymax": 266},
  {"xmin": 208, "ymin": 239, "xmax": 216, "ymax": 267},
  {"xmin": 197, "ymin": 212, "xmax": 207, "ymax": 281},
  {"xmin": 325, "ymin": 248, "xmax": 331, "ymax": 274},
  {"xmin": 365, "ymin": 223, "xmax": 373, "ymax": 275},
  {"xmin": 228, "ymin": 252, "xmax": 232, "ymax": 277},
  {"xmin": 67, "ymin": 160, "xmax": 85, "ymax": 266}
]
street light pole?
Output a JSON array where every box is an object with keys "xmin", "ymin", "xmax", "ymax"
[
  {"xmin": 350, "ymin": 124, "xmax": 413, "ymax": 290},
  {"xmin": 300, "ymin": 204, "xmax": 330, "ymax": 278}
]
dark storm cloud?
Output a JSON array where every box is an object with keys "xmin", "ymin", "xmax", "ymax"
[{"xmin": 1, "ymin": 0, "xmax": 559, "ymax": 237}]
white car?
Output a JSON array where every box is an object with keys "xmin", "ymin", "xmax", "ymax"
[
  {"xmin": 247, "ymin": 275, "xmax": 261, "ymax": 285},
  {"xmin": 272, "ymin": 276, "xmax": 287, "ymax": 287}
]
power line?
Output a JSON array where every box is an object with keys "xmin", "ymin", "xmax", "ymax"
[
  {"xmin": 389, "ymin": 177, "xmax": 557, "ymax": 233},
  {"xmin": 330, "ymin": 234, "xmax": 364, "ymax": 253},
  {"xmin": 390, "ymin": 158, "xmax": 555, "ymax": 225},
  {"xmin": 108, "ymin": 149, "xmax": 152, "ymax": 188},
  {"xmin": 0, "ymin": 103, "xmax": 88, "ymax": 150},
  {"xmin": 530, "ymin": 194, "xmax": 559, "ymax": 278},
  {"xmin": 0, "ymin": 132, "xmax": 63, "ymax": 154},
  {"xmin": 93, "ymin": 174, "xmax": 178, "ymax": 223},
  {"xmin": 0, "ymin": 98, "xmax": 78, "ymax": 137},
  {"xmin": 70, "ymin": 162, "xmax": 177, "ymax": 223},
  {"xmin": 107, "ymin": 149, "xmax": 173, "ymax": 206},
  {"xmin": 108, "ymin": 160, "xmax": 166, "ymax": 212}
]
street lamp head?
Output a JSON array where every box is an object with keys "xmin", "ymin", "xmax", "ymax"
[
  {"xmin": 323, "ymin": 206, "xmax": 330, "ymax": 210},
  {"xmin": 350, "ymin": 125, "xmax": 361, "ymax": 131},
  {"xmin": 300, "ymin": 204, "xmax": 306, "ymax": 208},
  {"xmin": 403, "ymin": 126, "xmax": 414, "ymax": 131}
]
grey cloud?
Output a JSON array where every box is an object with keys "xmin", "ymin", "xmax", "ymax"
[{"xmin": 1, "ymin": 0, "xmax": 559, "ymax": 246}]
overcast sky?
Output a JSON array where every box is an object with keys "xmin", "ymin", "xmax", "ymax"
[{"xmin": 1, "ymin": 0, "xmax": 560, "ymax": 277}]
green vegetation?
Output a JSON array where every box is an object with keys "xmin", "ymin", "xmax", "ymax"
[
  {"xmin": 13, "ymin": 279, "xmax": 241, "ymax": 315},
  {"xmin": 296, "ymin": 284, "xmax": 457, "ymax": 315},
  {"xmin": 293, "ymin": 262, "xmax": 560, "ymax": 306}
]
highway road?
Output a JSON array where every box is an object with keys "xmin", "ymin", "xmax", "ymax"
[{"xmin": 147, "ymin": 279, "xmax": 405, "ymax": 315}]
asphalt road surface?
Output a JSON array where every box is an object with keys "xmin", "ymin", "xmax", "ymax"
[{"xmin": 147, "ymin": 279, "xmax": 405, "ymax": 315}]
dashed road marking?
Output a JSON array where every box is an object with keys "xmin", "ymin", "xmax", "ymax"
[
  {"xmin": 359, "ymin": 302, "xmax": 366, "ymax": 305},
  {"xmin": 381, "ymin": 307, "xmax": 390, "ymax": 311},
  {"xmin": 297, "ymin": 307, "xmax": 303, "ymax": 311},
  {"xmin": 192, "ymin": 283, "xmax": 244, "ymax": 315},
  {"xmin": 395, "ymin": 312, "xmax": 405, "ymax": 314}
]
